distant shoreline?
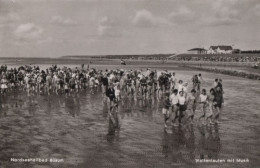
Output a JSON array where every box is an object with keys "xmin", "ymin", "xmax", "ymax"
[
  {"xmin": 0, "ymin": 57, "xmax": 259, "ymax": 80},
  {"xmin": 0, "ymin": 52, "xmax": 259, "ymax": 60}
]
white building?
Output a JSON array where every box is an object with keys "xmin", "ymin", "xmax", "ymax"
[{"xmin": 207, "ymin": 46, "xmax": 233, "ymax": 54}]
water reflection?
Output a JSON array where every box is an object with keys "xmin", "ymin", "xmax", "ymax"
[
  {"xmin": 64, "ymin": 94, "xmax": 81, "ymax": 117},
  {"xmin": 107, "ymin": 106, "xmax": 120, "ymax": 136},
  {"xmin": 198, "ymin": 125, "xmax": 221, "ymax": 160},
  {"xmin": 119, "ymin": 96, "xmax": 159, "ymax": 120},
  {"xmin": 46, "ymin": 96, "xmax": 52, "ymax": 115},
  {"xmin": 0, "ymin": 96, "xmax": 8, "ymax": 118},
  {"xmin": 0, "ymin": 87, "xmax": 223, "ymax": 167},
  {"xmin": 27, "ymin": 95, "xmax": 38, "ymax": 116},
  {"xmin": 161, "ymin": 125, "xmax": 221, "ymax": 165}
]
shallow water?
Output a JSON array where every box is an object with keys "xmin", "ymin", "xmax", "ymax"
[{"xmin": 0, "ymin": 65, "xmax": 259, "ymax": 168}]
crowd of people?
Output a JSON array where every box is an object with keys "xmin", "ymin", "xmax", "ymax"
[{"xmin": 0, "ymin": 64, "xmax": 224, "ymax": 129}]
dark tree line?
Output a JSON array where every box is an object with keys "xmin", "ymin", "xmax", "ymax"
[{"xmin": 241, "ymin": 50, "xmax": 260, "ymax": 54}]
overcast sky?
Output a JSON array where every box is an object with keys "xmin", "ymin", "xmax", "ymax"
[{"xmin": 0, "ymin": 0, "xmax": 259, "ymax": 57}]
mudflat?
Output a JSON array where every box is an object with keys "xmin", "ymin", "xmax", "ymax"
[{"xmin": 0, "ymin": 58, "xmax": 259, "ymax": 168}]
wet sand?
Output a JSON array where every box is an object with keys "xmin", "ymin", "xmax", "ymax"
[{"xmin": 0, "ymin": 63, "xmax": 259, "ymax": 168}]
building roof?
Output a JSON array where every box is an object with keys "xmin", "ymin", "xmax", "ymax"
[
  {"xmin": 188, "ymin": 48, "xmax": 207, "ymax": 51},
  {"xmin": 209, "ymin": 46, "xmax": 218, "ymax": 50},
  {"xmin": 210, "ymin": 45, "xmax": 233, "ymax": 50},
  {"xmin": 218, "ymin": 46, "xmax": 233, "ymax": 50}
]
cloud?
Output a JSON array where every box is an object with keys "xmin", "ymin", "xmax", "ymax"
[
  {"xmin": 169, "ymin": 6, "xmax": 194, "ymax": 23},
  {"xmin": 132, "ymin": 9, "xmax": 172, "ymax": 27},
  {"xmin": 36, "ymin": 36, "xmax": 63, "ymax": 44},
  {"xmin": 98, "ymin": 24, "xmax": 108, "ymax": 36},
  {"xmin": 14, "ymin": 23, "xmax": 43, "ymax": 40},
  {"xmin": 50, "ymin": 16, "xmax": 77, "ymax": 25},
  {"xmin": 253, "ymin": 4, "xmax": 260, "ymax": 16},
  {"xmin": 203, "ymin": 16, "xmax": 240, "ymax": 27},
  {"xmin": 97, "ymin": 16, "xmax": 121, "ymax": 37},
  {"xmin": 202, "ymin": 9, "xmax": 240, "ymax": 26},
  {"xmin": 98, "ymin": 17, "xmax": 111, "ymax": 36},
  {"xmin": 201, "ymin": 1, "xmax": 241, "ymax": 26},
  {"xmin": 0, "ymin": 12, "xmax": 20, "ymax": 29},
  {"xmin": 0, "ymin": 12, "xmax": 19, "ymax": 23}
]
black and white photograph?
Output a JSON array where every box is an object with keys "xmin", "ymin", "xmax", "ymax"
[{"xmin": 0, "ymin": 0, "xmax": 259, "ymax": 167}]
